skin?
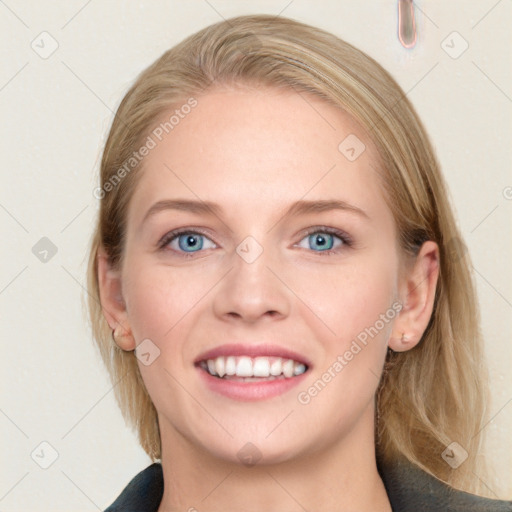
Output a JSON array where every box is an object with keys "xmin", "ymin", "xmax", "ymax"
[{"xmin": 98, "ymin": 85, "xmax": 439, "ymax": 512}]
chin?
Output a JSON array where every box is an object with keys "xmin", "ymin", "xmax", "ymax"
[{"xmin": 195, "ymin": 426, "xmax": 312, "ymax": 468}]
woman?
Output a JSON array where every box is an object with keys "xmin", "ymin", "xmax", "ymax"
[{"xmin": 87, "ymin": 14, "xmax": 511, "ymax": 512}]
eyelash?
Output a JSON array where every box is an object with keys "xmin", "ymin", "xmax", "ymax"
[{"xmin": 157, "ymin": 226, "xmax": 353, "ymax": 258}]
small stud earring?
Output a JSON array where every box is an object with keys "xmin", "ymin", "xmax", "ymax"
[
  {"xmin": 401, "ymin": 333, "xmax": 409, "ymax": 343},
  {"xmin": 112, "ymin": 324, "xmax": 122, "ymax": 343},
  {"xmin": 112, "ymin": 324, "xmax": 135, "ymax": 351}
]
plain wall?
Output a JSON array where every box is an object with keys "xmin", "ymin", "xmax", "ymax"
[{"xmin": 1, "ymin": 1, "xmax": 511, "ymax": 510}]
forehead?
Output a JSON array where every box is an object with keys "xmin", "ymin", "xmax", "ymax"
[{"xmin": 127, "ymin": 86, "xmax": 390, "ymax": 228}]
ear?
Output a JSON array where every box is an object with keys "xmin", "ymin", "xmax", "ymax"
[
  {"xmin": 97, "ymin": 246, "xmax": 136, "ymax": 351},
  {"xmin": 389, "ymin": 240, "xmax": 440, "ymax": 352}
]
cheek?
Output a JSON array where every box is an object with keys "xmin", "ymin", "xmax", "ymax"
[
  {"xmin": 293, "ymin": 256, "xmax": 397, "ymax": 428},
  {"xmin": 121, "ymin": 260, "xmax": 209, "ymax": 403},
  {"xmin": 122, "ymin": 258, "xmax": 206, "ymax": 348},
  {"xmin": 293, "ymin": 251, "xmax": 398, "ymax": 346}
]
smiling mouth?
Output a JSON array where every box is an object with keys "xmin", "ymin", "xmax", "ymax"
[{"xmin": 196, "ymin": 355, "xmax": 309, "ymax": 381}]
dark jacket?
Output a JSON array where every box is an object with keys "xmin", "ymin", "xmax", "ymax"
[{"xmin": 104, "ymin": 458, "xmax": 512, "ymax": 511}]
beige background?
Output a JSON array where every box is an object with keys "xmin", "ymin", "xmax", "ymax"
[{"xmin": 1, "ymin": 1, "xmax": 511, "ymax": 510}]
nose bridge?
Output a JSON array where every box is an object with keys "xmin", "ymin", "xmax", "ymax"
[{"xmin": 212, "ymin": 234, "xmax": 291, "ymax": 322}]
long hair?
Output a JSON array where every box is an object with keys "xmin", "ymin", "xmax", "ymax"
[{"xmin": 85, "ymin": 14, "xmax": 489, "ymax": 494}]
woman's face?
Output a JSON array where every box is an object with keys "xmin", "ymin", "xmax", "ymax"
[{"xmin": 119, "ymin": 86, "xmax": 403, "ymax": 464}]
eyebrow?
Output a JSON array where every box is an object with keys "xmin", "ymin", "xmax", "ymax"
[{"xmin": 141, "ymin": 198, "xmax": 369, "ymax": 227}]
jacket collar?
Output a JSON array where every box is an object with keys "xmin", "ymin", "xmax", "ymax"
[
  {"xmin": 105, "ymin": 457, "xmax": 511, "ymax": 511},
  {"xmin": 377, "ymin": 456, "xmax": 511, "ymax": 511}
]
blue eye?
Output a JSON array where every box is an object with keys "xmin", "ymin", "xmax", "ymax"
[
  {"xmin": 296, "ymin": 229, "xmax": 347, "ymax": 253},
  {"xmin": 161, "ymin": 231, "xmax": 216, "ymax": 253},
  {"xmin": 159, "ymin": 227, "xmax": 351, "ymax": 257}
]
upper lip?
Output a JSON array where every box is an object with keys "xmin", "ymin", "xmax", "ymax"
[{"xmin": 194, "ymin": 343, "xmax": 312, "ymax": 367}]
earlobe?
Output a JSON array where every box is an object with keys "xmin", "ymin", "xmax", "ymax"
[
  {"xmin": 389, "ymin": 331, "xmax": 414, "ymax": 352},
  {"xmin": 389, "ymin": 241, "xmax": 440, "ymax": 353},
  {"xmin": 112, "ymin": 323, "xmax": 136, "ymax": 351},
  {"xmin": 97, "ymin": 247, "xmax": 136, "ymax": 351}
]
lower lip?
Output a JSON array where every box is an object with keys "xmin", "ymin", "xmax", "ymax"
[{"xmin": 196, "ymin": 366, "xmax": 309, "ymax": 401}]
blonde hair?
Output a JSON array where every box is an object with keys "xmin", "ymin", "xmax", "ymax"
[{"xmin": 86, "ymin": 14, "xmax": 489, "ymax": 493}]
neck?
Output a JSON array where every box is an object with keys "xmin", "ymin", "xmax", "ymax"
[{"xmin": 157, "ymin": 406, "xmax": 391, "ymax": 512}]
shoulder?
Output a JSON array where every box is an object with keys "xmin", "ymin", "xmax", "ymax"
[
  {"xmin": 378, "ymin": 456, "xmax": 512, "ymax": 512},
  {"xmin": 104, "ymin": 462, "xmax": 163, "ymax": 512}
]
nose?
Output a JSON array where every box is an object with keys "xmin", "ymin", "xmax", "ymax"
[{"xmin": 212, "ymin": 240, "xmax": 292, "ymax": 324}]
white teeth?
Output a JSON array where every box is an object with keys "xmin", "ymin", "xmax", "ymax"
[
  {"xmin": 236, "ymin": 356, "xmax": 253, "ymax": 377},
  {"xmin": 253, "ymin": 357, "xmax": 270, "ymax": 377},
  {"xmin": 215, "ymin": 356, "xmax": 225, "ymax": 377},
  {"xmin": 270, "ymin": 359, "xmax": 282, "ymax": 376},
  {"xmin": 225, "ymin": 356, "xmax": 236, "ymax": 376},
  {"xmin": 201, "ymin": 355, "xmax": 308, "ymax": 379},
  {"xmin": 293, "ymin": 363, "xmax": 306, "ymax": 376},
  {"xmin": 207, "ymin": 359, "xmax": 216, "ymax": 376},
  {"xmin": 282, "ymin": 359, "xmax": 294, "ymax": 378}
]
